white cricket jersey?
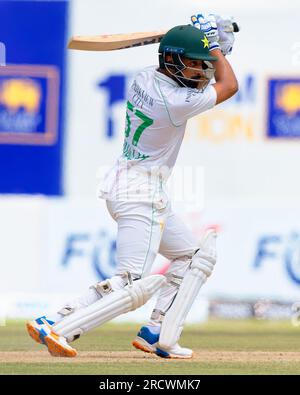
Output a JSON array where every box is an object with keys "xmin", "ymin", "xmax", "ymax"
[{"xmin": 99, "ymin": 66, "xmax": 216, "ymax": 202}]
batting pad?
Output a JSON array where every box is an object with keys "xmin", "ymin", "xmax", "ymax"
[
  {"xmin": 52, "ymin": 274, "xmax": 165, "ymax": 339},
  {"xmin": 158, "ymin": 265, "xmax": 207, "ymax": 349},
  {"xmin": 159, "ymin": 230, "xmax": 217, "ymax": 349}
]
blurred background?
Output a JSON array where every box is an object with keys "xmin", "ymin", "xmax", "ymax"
[{"xmin": 0, "ymin": 0, "xmax": 300, "ymax": 324}]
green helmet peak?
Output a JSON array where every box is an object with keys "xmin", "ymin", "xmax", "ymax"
[{"xmin": 159, "ymin": 25, "xmax": 217, "ymax": 62}]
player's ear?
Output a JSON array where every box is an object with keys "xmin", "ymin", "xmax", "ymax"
[{"xmin": 165, "ymin": 54, "xmax": 172, "ymax": 62}]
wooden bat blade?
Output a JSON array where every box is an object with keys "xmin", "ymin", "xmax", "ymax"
[{"xmin": 68, "ymin": 30, "xmax": 167, "ymax": 51}]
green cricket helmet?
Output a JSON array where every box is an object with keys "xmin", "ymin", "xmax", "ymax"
[
  {"xmin": 158, "ymin": 25, "xmax": 216, "ymax": 90},
  {"xmin": 159, "ymin": 25, "xmax": 217, "ymax": 61}
]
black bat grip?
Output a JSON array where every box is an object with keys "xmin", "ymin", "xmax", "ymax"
[{"xmin": 232, "ymin": 22, "xmax": 240, "ymax": 33}]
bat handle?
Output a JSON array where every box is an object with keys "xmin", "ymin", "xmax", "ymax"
[
  {"xmin": 232, "ymin": 22, "xmax": 240, "ymax": 32},
  {"xmin": 224, "ymin": 22, "xmax": 240, "ymax": 33}
]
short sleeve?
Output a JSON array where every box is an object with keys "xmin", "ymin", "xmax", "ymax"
[{"xmin": 165, "ymin": 85, "xmax": 217, "ymax": 126}]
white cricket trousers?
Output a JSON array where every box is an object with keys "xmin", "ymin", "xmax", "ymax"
[
  {"xmin": 106, "ymin": 198, "xmax": 198, "ymax": 320},
  {"xmin": 52, "ymin": 197, "xmax": 199, "ymax": 326}
]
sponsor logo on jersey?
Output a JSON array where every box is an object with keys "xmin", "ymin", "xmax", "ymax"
[
  {"xmin": 131, "ymin": 80, "xmax": 154, "ymax": 108},
  {"xmin": 0, "ymin": 64, "xmax": 59, "ymax": 145},
  {"xmin": 266, "ymin": 78, "xmax": 300, "ymax": 138}
]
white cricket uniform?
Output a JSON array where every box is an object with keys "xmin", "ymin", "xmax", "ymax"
[{"xmin": 98, "ymin": 66, "xmax": 216, "ymax": 316}]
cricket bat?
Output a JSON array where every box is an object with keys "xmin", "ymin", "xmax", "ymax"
[
  {"xmin": 68, "ymin": 30, "xmax": 167, "ymax": 51},
  {"xmin": 68, "ymin": 23, "xmax": 239, "ymax": 51}
]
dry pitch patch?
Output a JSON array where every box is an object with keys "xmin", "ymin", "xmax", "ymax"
[{"xmin": 1, "ymin": 350, "xmax": 300, "ymax": 364}]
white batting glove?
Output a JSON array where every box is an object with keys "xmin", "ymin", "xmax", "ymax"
[
  {"xmin": 191, "ymin": 13, "xmax": 220, "ymax": 52},
  {"xmin": 215, "ymin": 15, "xmax": 235, "ymax": 56}
]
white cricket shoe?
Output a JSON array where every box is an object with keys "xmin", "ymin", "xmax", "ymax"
[
  {"xmin": 26, "ymin": 316, "xmax": 77, "ymax": 358},
  {"xmin": 156, "ymin": 343, "xmax": 193, "ymax": 359},
  {"xmin": 132, "ymin": 325, "xmax": 193, "ymax": 359}
]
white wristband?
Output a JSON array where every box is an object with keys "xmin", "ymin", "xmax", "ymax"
[{"xmin": 209, "ymin": 42, "xmax": 220, "ymax": 51}]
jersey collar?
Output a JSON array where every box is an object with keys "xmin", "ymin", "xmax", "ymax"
[{"xmin": 154, "ymin": 69, "xmax": 179, "ymax": 87}]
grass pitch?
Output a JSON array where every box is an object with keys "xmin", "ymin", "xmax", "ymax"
[{"xmin": 0, "ymin": 319, "xmax": 300, "ymax": 375}]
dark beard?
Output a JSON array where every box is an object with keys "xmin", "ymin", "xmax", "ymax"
[
  {"xmin": 169, "ymin": 74, "xmax": 200, "ymax": 89},
  {"xmin": 180, "ymin": 78, "xmax": 200, "ymax": 89}
]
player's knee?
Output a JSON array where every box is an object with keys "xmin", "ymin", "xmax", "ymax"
[
  {"xmin": 166, "ymin": 253, "xmax": 194, "ymax": 276},
  {"xmin": 92, "ymin": 271, "xmax": 141, "ymax": 297},
  {"xmin": 92, "ymin": 274, "xmax": 127, "ymax": 297}
]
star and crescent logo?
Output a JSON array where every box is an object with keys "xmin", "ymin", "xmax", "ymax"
[{"xmin": 201, "ymin": 36, "xmax": 209, "ymax": 48}]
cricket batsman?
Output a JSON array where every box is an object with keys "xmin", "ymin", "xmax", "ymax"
[{"xmin": 26, "ymin": 13, "xmax": 238, "ymax": 359}]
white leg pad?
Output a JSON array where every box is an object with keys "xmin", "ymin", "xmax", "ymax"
[
  {"xmin": 158, "ymin": 230, "xmax": 217, "ymax": 350},
  {"xmin": 52, "ymin": 274, "xmax": 165, "ymax": 339}
]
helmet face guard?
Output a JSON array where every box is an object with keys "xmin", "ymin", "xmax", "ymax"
[
  {"xmin": 158, "ymin": 25, "xmax": 217, "ymax": 91},
  {"xmin": 161, "ymin": 51, "xmax": 215, "ymax": 91}
]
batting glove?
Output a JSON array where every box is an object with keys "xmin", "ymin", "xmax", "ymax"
[
  {"xmin": 215, "ymin": 15, "xmax": 236, "ymax": 56},
  {"xmin": 191, "ymin": 13, "xmax": 220, "ymax": 51}
]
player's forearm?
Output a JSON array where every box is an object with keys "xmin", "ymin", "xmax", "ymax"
[{"xmin": 211, "ymin": 48, "xmax": 238, "ymax": 104}]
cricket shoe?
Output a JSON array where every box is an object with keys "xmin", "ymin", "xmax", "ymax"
[
  {"xmin": 156, "ymin": 343, "xmax": 193, "ymax": 359},
  {"xmin": 132, "ymin": 325, "xmax": 193, "ymax": 359},
  {"xmin": 26, "ymin": 316, "xmax": 55, "ymax": 345},
  {"xmin": 26, "ymin": 316, "xmax": 77, "ymax": 358},
  {"xmin": 132, "ymin": 325, "xmax": 159, "ymax": 354}
]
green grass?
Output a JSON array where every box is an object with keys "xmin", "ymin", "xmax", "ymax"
[{"xmin": 1, "ymin": 319, "xmax": 300, "ymax": 375}]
